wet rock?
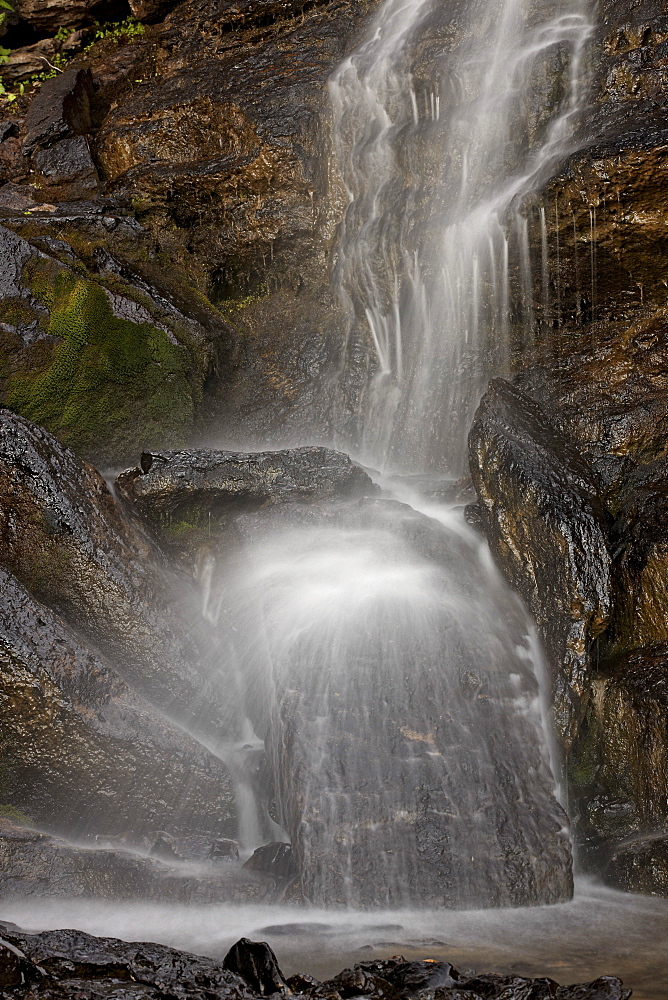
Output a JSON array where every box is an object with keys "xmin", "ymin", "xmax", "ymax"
[
  {"xmin": 33, "ymin": 135, "xmax": 99, "ymax": 199},
  {"xmin": 468, "ymin": 379, "xmax": 612, "ymax": 745},
  {"xmin": 568, "ymin": 644, "xmax": 668, "ymax": 868},
  {"xmin": 321, "ymin": 966, "xmax": 400, "ymax": 1000},
  {"xmin": 610, "ymin": 458, "xmax": 668, "ymax": 649},
  {"xmin": 515, "ymin": 314, "xmax": 668, "ymax": 509},
  {"xmin": 605, "ymin": 833, "xmax": 668, "ymax": 896},
  {"xmin": 0, "ymin": 409, "xmax": 232, "ymax": 741},
  {"xmin": 0, "ymin": 938, "xmax": 31, "ymax": 989},
  {"xmin": 22, "ymin": 68, "xmax": 93, "ymax": 156},
  {"xmin": 116, "ymin": 447, "xmax": 376, "ymax": 536},
  {"xmin": 0, "ymin": 820, "xmax": 272, "ymax": 904},
  {"xmin": 234, "ymin": 497, "xmax": 571, "ymax": 908},
  {"xmin": 0, "ymin": 39, "xmax": 60, "ymax": 84},
  {"xmin": 0, "ymin": 121, "xmax": 18, "ymax": 143},
  {"xmin": 242, "ymin": 842, "xmax": 297, "ymax": 880},
  {"xmin": 13, "ymin": 0, "xmax": 127, "ymax": 33},
  {"xmin": 210, "ymin": 838, "xmax": 240, "ymax": 861},
  {"xmin": 129, "ymin": 0, "xmax": 180, "ymax": 18},
  {"xmin": 0, "ymin": 220, "xmax": 225, "ymax": 466},
  {"xmin": 0, "ymin": 923, "xmax": 257, "ymax": 997},
  {"xmin": 223, "ymin": 937, "xmax": 289, "ymax": 995},
  {"xmin": 0, "ymin": 566, "xmax": 235, "ymax": 839}
]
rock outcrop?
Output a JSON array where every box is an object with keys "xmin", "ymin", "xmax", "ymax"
[{"xmin": 469, "ymin": 379, "xmax": 611, "ymax": 744}]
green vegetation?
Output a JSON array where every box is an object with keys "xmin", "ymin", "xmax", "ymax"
[
  {"xmin": 85, "ymin": 16, "xmax": 145, "ymax": 49},
  {"xmin": 0, "ymin": 804, "xmax": 33, "ymax": 826},
  {"xmin": 6, "ymin": 258, "xmax": 197, "ymax": 461}
]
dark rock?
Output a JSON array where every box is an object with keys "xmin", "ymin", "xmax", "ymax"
[
  {"xmin": 568, "ymin": 644, "xmax": 668, "ymax": 869},
  {"xmin": 222, "ymin": 937, "xmax": 289, "ymax": 995},
  {"xmin": 0, "ymin": 922, "xmax": 257, "ymax": 998},
  {"xmin": 321, "ymin": 966, "xmax": 400, "ymax": 1000},
  {"xmin": 468, "ymin": 379, "xmax": 612, "ymax": 745},
  {"xmin": 129, "ymin": 0, "xmax": 180, "ymax": 18},
  {"xmin": 0, "ymin": 409, "xmax": 234, "ymax": 742},
  {"xmin": 0, "ymin": 819, "xmax": 272, "ymax": 903},
  {"xmin": 288, "ymin": 972, "xmax": 322, "ymax": 991},
  {"xmin": 210, "ymin": 838, "xmax": 240, "ymax": 861},
  {"xmin": 0, "ymin": 39, "xmax": 60, "ymax": 84},
  {"xmin": 22, "ymin": 68, "xmax": 93, "ymax": 156},
  {"xmin": 0, "ymin": 937, "xmax": 31, "ymax": 989},
  {"xmin": 33, "ymin": 135, "xmax": 99, "ymax": 198},
  {"xmin": 0, "ymin": 121, "xmax": 18, "ymax": 143},
  {"xmin": 0, "ymin": 566, "xmax": 235, "ymax": 839},
  {"xmin": 360, "ymin": 960, "xmax": 457, "ymax": 995},
  {"xmin": 242, "ymin": 842, "xmax": 297, "ymax": 880},
  {"xmin": 13, "ymin": 0, "xmax": 127, "ymax": 33},
  {"xmin": 610, "ymin": 458, "xmax": 668, "ymax": 649},
  {"xmin": 605, "ymin": 833, "xmax": 668, "ymax": 896},
  {"xmin": 116, "ymin": 446, "xmax": 377, "ymax": 536}
]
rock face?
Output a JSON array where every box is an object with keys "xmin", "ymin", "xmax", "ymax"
[
  {"xmin": 0, "ymin": 222, "xmax": 226, "ymax": 467},
  {"xmin": 469, "ymin": 379, "xmax": 611, "ymax": 744},
  {"xmin": 0, "ymin": 409, "xmax": 236, "ymax": 742},
  {"xmin": 0, "ymin": 819, "xmax": 271, "ymax": 904},
  {"xmin": 0, "ymin": 568, "xmax": 235, "ymax": 839},
  {"xmin": 0, "ymin": 926, "xmax": 633, "ymax": 1000},
  {"xmin": 232, "ymin": 496, "xmax": 572, "ymax": 908}
]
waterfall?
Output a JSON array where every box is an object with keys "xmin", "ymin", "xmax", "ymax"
[
  {"xmin": 329, "ymin": 0, "xmax": 592, "ymax": 475},
  {"xmin": 211, "ymin": 0, "xmax": 594, "ymax": 908}
]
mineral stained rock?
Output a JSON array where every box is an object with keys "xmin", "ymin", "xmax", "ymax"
[{"xmin": 468, "ymin": 379, "xmax": 611, "ymax": 745}]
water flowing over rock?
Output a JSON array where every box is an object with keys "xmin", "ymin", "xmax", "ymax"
[
  {"xmin": 469, "ymin": 379, "xmax": 611, "ymax": 745},
  {"xmin": 227, "ymin": 496, "xmax": 571, "ymax": 908}
]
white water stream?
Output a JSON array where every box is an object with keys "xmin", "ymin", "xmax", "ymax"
[{"xmin": 330, "ymin": 0, "xmax": 592, "ymax": 475}]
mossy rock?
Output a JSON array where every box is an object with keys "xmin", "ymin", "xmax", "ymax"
[{"xmin": 4, "ymin": 256, "xmax": 199, "ymax": 466}]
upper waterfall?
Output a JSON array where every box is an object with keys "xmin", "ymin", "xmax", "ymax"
[{"xmin": 329, "ymin": 0, "xmax": 593, "ymax": 475}]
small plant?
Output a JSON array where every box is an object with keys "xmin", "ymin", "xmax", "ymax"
[{"xmin": 84, "ymin": 16, "xmax": 145, "ymax": 52}]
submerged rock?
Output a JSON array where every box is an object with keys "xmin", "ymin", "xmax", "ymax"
[
  {"xmin": 242, "ymin": 842, "xmax": 297, "ymax": 881},
  {"xmin": 0, "ymin": 567, "xmax": 234, "ymax": 839},
  {"xmin": 468, "ymin": 379, "xmax": 612, "ymax": 745},
  {"xmin": 232, "ymin": 496, "xmax": 572, "ymax": 908}
]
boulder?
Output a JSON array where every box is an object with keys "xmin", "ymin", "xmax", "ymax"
[
  {"xmin": 0, "ymin": 409, "xmax": 232, "ymax": 741},
  {"xmin": 0, "ymin": 39, "xmax": 60, "ymax": 84},
  {"xmin": 605, "ymin": 834, "xmax": 668, "ymax": 896},
  {"xmin": 468, "ymin": 379, "xmax": 612, "ymax": 745},
  {"xmin": 0, "ymin": 566, "xmax": 235, "ymax": 839},
  {"xmin": 223, "ymin": 938, "xmax": 289, "ymax": 995},
  {"xmin": 22, "ymin": 68, "xmax": 93, "ymax": 157},
  {"xmin": 0, "ymin": 819, "xmax": 271, "ymax": 904},
  {"xmin": 242, "ymin": 842, "xmax": 297, "ymax": 880},
  {"xmin": 116, "ymin": 446, "xmax": 376, "ymax": 537}
]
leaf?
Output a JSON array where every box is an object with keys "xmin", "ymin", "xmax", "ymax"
[{"xmin": 0, "ymin": 2, "xmax": 14, "ymax": 11}]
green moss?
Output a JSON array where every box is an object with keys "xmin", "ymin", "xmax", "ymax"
[
  {"xmin": 0, "ymin": 297, "xmax": 42, "ymax": 329},
  {"xmin": 6, "ymin": 258, "xmax": 197, "ymax": 462},
  {"xmin": 0, "ymin": 804, "xmax": 33, "ymax": 827}
]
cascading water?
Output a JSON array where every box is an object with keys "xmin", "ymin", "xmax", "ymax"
[
  {"xmin": 329, "ymin": 0, "xmax": 592, "ymax": 475},
  {"xmin": 209, "ymin": 0, "xmax": 594, "ymax": 908}
]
